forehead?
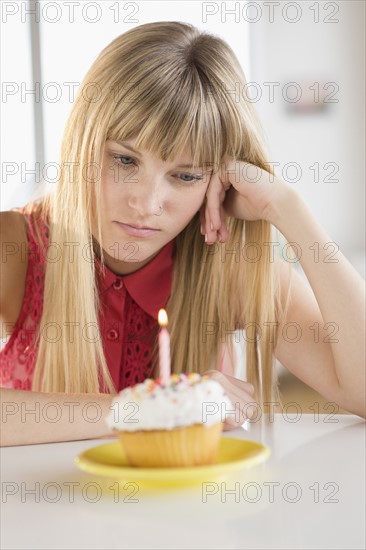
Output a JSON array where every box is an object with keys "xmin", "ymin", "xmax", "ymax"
[{"xmin": 107, "ymin": 138, "xmax": 207, "ymax": 168}]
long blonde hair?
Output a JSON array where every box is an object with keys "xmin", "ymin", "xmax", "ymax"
[{"xmin": 30, "ymin": 21, "xmax": 292, "ymax": 409}]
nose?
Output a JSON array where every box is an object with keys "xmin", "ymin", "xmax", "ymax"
[{"xmin": 126, "ymin": 179, "xmax": 163, "ymax": 217}]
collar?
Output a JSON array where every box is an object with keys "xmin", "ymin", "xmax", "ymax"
[{"xmin": 95, "ymin": 239, "xmax": 175, "ymax": 320}]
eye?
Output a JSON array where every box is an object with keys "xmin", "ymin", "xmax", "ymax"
[
  {"xmin": 177, "ymin": 173, "xmax": 204, "ymax": 184},
  {"xmin": 112, "ymin": 155, "xmax": 136, "ymax": 167}
]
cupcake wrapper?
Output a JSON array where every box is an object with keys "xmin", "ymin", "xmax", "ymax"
[{"xmin": 118, "ymin": 422, "xmax": 223, "ymax": 467}]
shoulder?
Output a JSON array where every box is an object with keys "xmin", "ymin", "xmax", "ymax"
[
  {"xmin": 0, "ymin": 210, "xmax": 29, "ymax": 335},
  {"xmin": 0, "ymin": 210, "xmax": 28, "ymax": 256},
  {"xmin": 1, "ymin": 210, "xmax": 28, "ymax": 240}
]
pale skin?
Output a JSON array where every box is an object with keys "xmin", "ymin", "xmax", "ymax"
[{"xmin": 0, "ymin": 141, "xmax": 364, "ymax": 446}]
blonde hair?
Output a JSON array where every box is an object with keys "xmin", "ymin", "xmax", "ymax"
[{"xmin": 29, "ymin": 21, "xmax": 292, "ymax": 410}]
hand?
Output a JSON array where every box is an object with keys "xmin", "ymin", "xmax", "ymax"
[
  {"xmin": 200, "ymin": 160, "xmax": 290, "ymax": 244},
  {"xmin": 204, "ymin": 370, "xmax": 259, "ymax": 431}
]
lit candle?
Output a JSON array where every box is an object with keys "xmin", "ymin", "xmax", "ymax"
[{"xmin": 158, "ymin": 308, "xmax": 171, "ymax": 385}]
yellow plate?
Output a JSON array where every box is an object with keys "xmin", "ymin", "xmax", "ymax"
[{"xmin": 75, "ymin": 438, "xmax": 271, "ymax": 488}]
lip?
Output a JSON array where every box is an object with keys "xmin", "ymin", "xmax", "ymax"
[{"xmin": 114, "ymin": 221, "xmax": 160, "ymax": 238}]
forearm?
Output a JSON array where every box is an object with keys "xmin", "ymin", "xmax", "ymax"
[
  {"xmin": 0, "ymin": 388, "xmax": 114, "ymax": 447},
  {"xmin": 269, "ymin": 184, "xmax": 366, "ymax": 409}
]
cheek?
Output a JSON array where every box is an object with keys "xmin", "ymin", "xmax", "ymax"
[
  {"xmin": 170, "ymin": 189, "xmax": 205, "ymax": 218},
  {"xmin": 100, "ymin": 167, "xmax": 128, "ymax": 204},
  {"xmin": 188, "ymin": 185, "xmax": 208, "ymax": 212}
]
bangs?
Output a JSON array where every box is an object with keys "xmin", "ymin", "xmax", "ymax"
[{"xmin": 106, "ymin": 64, "xmax": 248, "ymax": 174}]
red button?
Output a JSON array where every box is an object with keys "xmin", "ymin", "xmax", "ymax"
[
  {"xmin": 107, "ymin": 329, "xmax": 119, "ymax": 341},
  {"xmin": 113, "ymin": 279, "xmax": 124, "ymax": 290}
]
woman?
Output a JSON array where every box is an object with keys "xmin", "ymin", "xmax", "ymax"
[{"xmin": 1, "ymin": 21, "xmax": 364, "ymax": 446}]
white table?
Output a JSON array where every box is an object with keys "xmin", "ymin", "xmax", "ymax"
[{"xmin": 1, "ymin": 413, "xmax": 365, "ymax": 550}]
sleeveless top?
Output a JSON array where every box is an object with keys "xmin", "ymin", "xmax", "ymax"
[{"xmin": 0, "ymin": 204, "xmax": 237, "ymax": 392}]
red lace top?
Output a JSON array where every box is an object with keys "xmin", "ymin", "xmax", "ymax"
[
  {"xmin": 0, "ymin": 204, "xmax": 175, "ymax": 392},
  {"xmin": 0, "ymin": 204, "xmax": 235, "ymax": 392}
]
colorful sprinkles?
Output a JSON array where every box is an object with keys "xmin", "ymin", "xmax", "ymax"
[
  {"xmin": 122, "ymin": 372, "xmax": 210, "ymax": 400},
  {"xmin": 144, "ymin": 373, "xmax": 206, "ymax": 393}
]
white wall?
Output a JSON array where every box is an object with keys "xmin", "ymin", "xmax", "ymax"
[
  {"xmin": 1, "ymin": 4, "xmax": 35, "ymax": 209},
  {"xmin": 249, "ymin": 0, "xmax": 365, "ymax": 276}
]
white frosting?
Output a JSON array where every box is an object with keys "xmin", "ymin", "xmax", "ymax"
[{"xmin": 105, "ymin": 373, "xmax": 233, "ymax": 431}]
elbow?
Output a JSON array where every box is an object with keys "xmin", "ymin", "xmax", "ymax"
[{"xmin": 336, "ymin": 389, "xmax": 366, "ymax": 420}]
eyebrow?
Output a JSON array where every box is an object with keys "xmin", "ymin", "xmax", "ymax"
[{"xmin": 109, "ymin": 140, "xmax": 209, "ymax": 170}]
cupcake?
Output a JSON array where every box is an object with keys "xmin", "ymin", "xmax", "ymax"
[{"xmin": 105, "ymin": 373, "xmax": 233, "ymax": 467}]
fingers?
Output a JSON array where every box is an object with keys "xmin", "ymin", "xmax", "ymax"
[
  {"xmin": 202, "ymin": 170, "xmax": 231, "ymax": 244},
  {"xmin": 223, "ymin": 421, "xmax": 237, "ymax": 432},
  {"xmin": 221, "ymin": 401, "xmax": 258, "ymax": 431},
  {"xmin": 204, "ymin": 370, "xmax": 258, "ymax": 427},
  {"xmin": 217, "ymin": 205, "xmax": 229, "ymax": 242}
]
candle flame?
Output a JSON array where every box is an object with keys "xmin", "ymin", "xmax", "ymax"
[{"xmin": 158, "ymin": 308, "xmax": 168, "ymax": 327}]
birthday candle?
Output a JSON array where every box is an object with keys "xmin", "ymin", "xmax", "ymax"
[{"xmin": 158, "ymin": 308, "xmax": 171, "ymax": 385}]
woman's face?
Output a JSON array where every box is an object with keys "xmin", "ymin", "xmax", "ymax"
[{"xmin": 96, "ymin": 138, "xmax": 211, "ymax": 275}]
